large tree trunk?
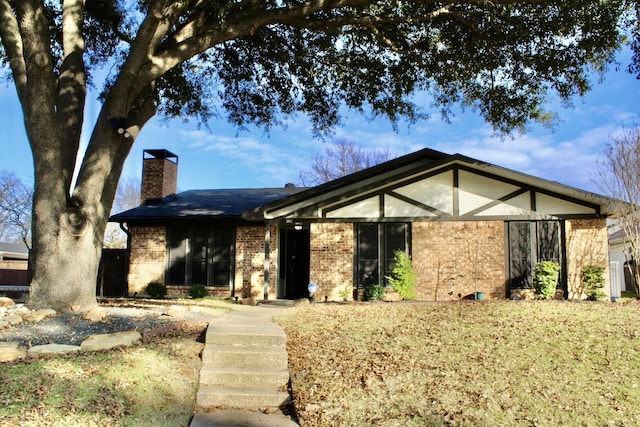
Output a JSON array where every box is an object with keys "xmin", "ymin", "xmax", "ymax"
[
  {"xmin": 28, "ymin": 222, "xmax": 102, "ymax": 311},
  {"xmin": 26, "ymin": 95, "xmax": 154, "ymax": 312}
]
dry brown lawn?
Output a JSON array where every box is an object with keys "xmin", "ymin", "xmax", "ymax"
[
  {"xmin": 277, "ymin": 301, "xmax": 640, "ymax": 426},
  {"xmin": 0, "ymin": 322, "xmax": 206, "ymax": 427}
]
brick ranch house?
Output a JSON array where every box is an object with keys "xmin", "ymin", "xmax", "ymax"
[{"xmin": 109, "ymin": 148, "xmax": 613, "ymax": 302}]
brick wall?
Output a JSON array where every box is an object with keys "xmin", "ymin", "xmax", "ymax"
[
  {"xmin": 126, "ymin": 218, "xmax": 609, "ymax": 301},
  {"xmin": 412, "ymin": 221, "xmax": 506, "ymax": 301},
  {"xmin": 565, "ymin": 218, "xmax": 609, "ymax": 299},
  {"xmin": 127, "ymin": 226, "xmax": 167, "ymax": 294},
  {"xmin": 235, "ymin": 225, "xmax": 277, "ymax": 299},
  {"xmin": 141, "ymin": 158, "xmax": 177, "ymax": 202},
  {"xmin": 309, "ymin": 223, "xmax": 354, "ymax": 301}
]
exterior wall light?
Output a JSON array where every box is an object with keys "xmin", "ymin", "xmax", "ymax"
[{"xmin": 109, "ymin": 117, "xmax": 132, "ymax": 138}]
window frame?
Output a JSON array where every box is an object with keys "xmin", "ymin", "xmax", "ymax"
[
  {"xmin": 354, "ymin": 222, "xmax": 411, "ymax": 288},
  {"xmin": 506, "ymin": 220, "xmax": 565, "ymax": 292},
  {"xmin": 166, "ymin": 226, "xmax": 235, "ymax": 288}
]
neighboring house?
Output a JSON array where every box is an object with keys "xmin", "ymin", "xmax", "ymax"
[
  {"xmin": 608, "ymin": 226, "xmax": 637, "ymax": 296},
  {"xmin": 0, "ymin": 242, "xmax": 29, "ymax": 297},
  {"xmin": 110, "ymin": 148, "xmax": 613, "ymax": 302},
  {"xmin": 0, "ymin": 242, "xmax": 28, "ymax": 262}
]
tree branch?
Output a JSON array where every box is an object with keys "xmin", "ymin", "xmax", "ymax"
[
  {"xmin": 145, "ymin": 0, "xmax": 382, "ymax": 79},
  {"xmin": 0, "ymin": 0, "xmax": 27, "ymax": 101},
  {"xmin": 57, "ymin": 0, "xmax": 87, "ymax": 179}
]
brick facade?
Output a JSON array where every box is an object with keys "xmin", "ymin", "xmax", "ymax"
[
  {"xmin": 126, "ymin": 219, "xmax": 609, "ymax": 301},
  {"xmin": 309, "ymin": 223, "xmax": 354, "ymax": 301},
  {"xmin": 127, "ymin": 226, "xmax": 167, "ymax": 294},
  {"xmin": 235, "ymin": 225, "xmax": 278, "ymax": 299},
  {"xmin": 412, "ymin": 221, "xmax": 506, "ymax": 301},
  {"xmin": 141, "ymin": 158, "xmax": 177, "ymax": 202},
  {"xmin": 565, "ymin": 218, "xmax": 609, "ymax": 299}
]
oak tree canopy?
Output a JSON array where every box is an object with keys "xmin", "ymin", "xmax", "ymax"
[{"xmin": 0, "ymin": 0, "xmax": 637, "ymax": 311}]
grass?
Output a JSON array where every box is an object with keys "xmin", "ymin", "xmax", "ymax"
[
  {"xmin": 277, "ymin": 301, "xmax": 640, "ymax": 426},
  {"xmin": 4, "ymin": 299, "xmax": 640, "ymax": 426},
  {"xmin": 0, "ymin": 321, "xmax": 207, "ymax": 427}
]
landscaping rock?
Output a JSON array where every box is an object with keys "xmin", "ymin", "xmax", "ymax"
[
  {"xmin": 28, "ymin": 344, "xmax": 81, "ymax": 357},
  {"xmin": 13, "ymin": 305, "xmax": 29, "ymax": 314},
  {"xmin": 0, "ymin": 297, "xmax": 15, "ymax": 307},
  {"xmin": 80, "ymin": 330, "xmax": 142, "ymax": 352},
  {"xmin": 21, "ymin": 309, "xmax": 57, "ymax": 322},
  {"xmin": 83, "ymin": 306, "xmax": 107, "ymax": 322},
  {"xmin": 5, "ymin": 314, "xmax": 23, "ymax": 326},
  {"xmin": 0, "ymin": 342, "xmax": 26, "ymax": 362},
  {"xmin": 167, "ymin": 305, "xmax": 186, "ymax": 319}
]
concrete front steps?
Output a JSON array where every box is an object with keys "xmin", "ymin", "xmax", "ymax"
[{"xmin": 191, "ymin": 305, "xmax": 298, "ymax": 426}]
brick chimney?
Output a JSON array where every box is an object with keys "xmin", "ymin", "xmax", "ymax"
[{"xmin": 141, "ymin": 149, "xmax": 178, "ymax": 203}]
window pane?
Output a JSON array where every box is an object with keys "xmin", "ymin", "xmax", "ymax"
[
  {"xmin": 385, "ymin": 223, "xmax": 407, "ymax": 275},
  {"xmin": 537, "ymin": 221, "xmax": 560, "ymax": 263},
  {"xmin": 356, "ymin": 223, "xmax": 409, "ymax": 287},
  {"xmin": 358, "ymin": 259, "xmax": 379, "ymax": 288},
  {"xmin": 357, "ymin": 224, "xmax": 379, "ymax": 286},
  {"xmin": 212, "ymin": 228, "xmax": 233, "ymax": 287},
  {"xmin": 509, "ymin": 222, "xmax": 532, "ymax": 288},
  {"xmin": 359, "ymin": 224, "xmax": 378, "ymax": 259},
  {"xmin": 190, "ymin": 233, "xmax": 209, "ymax": 286},
  {"xmin": 167, "ymin": 229, "xmax": 188, "ymax": 285}
]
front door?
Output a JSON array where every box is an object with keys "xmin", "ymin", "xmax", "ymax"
[{"xmin": 279, "ymin": 227, "xmax": 310, "ymax": 299}]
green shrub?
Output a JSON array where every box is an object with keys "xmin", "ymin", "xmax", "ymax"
[
  {"xmin": 534, "ymin": 261, "xmax": 560, "ymax": 299},
  {"xmin": 190, "ymin": 285, "xmax": 209, "ymax": 299},
  {"xmin": 338, "ymin": 286, "xmax": 352, "ymax": 301},
  {"xmin": 146, "ymin": 282, "xmax": 167, "ymax": 299},
  {"xmin": 364, "ymin": 283, "xmax": 385, "ymax": 301},
  {"xmin": 386, "ymin": 250, "xmax": 417, "ymax": 300},
  {"xmin": 582, "ymin": 265, "xmax": 606, "ymax": 301}
]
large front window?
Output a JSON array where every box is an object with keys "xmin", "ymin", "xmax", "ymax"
[
  {"xmin": 167, "ymin": 226, "xmax": 235, "ymax": 287},
  {"xmin": 356, "ymin": 223, "xmax": 409, "ymax": 288},
  {"xmin": 507, "ymin": 220, "xmax": 563, "ymax": 290}
]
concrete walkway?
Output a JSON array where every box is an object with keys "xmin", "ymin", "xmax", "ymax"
[{"xmin": 190, "ymin": 304, "xmax": 299, "ymax": 427}]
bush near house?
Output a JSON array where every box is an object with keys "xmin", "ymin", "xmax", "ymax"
[
  {"xmin": 386, "ymin": 250, "xmax": 417, "ymax": 300},
  {"xmin": 534, "ymin": 261, "xmax": 560, "ymax": 299},
  {"xmin": 145, "ymin": 282, "xmax": 167, "ymax": 299},
  {"xmin": 190, "ymin": 285, "xmax": 209, "ymax": 299},
  {"xmin": 582, "ymin": 265, "xmax": 606, "ymax": 300},
  {"xmin": 363, "ymin": 283, "xmax": 385, "ymax": 301}
]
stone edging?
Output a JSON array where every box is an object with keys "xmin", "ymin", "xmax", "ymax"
[{"xmin": 0, "ymin": 296, "xmax": 196, "ymax": 363}]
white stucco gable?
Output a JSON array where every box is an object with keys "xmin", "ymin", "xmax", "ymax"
[{"xmin": 247, "ymin": 148, "xmax": 611, "ymax": 223}]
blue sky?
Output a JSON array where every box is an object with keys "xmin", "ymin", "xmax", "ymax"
[{"xmin": 0, "ymin": 48, "xmax": 638, "ymax": 196}]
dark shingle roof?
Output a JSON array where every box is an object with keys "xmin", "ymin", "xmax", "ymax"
[{"xmin": 110, "ymin": 187, "xmax": 308, "ymax": 222}]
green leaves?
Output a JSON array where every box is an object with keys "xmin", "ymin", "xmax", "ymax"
[
  {"xmin": 3, "ymin": 1, "xmax": 636, "ymax": 135},
  {"xmin": 535, "ymin": 261, "xmax": 561, "ymax": 299},
  {"xmin": 582, "ymin": 265, "xmax": 606, "ymax": 301},
  {"xmin": 386, "ymin": 250, "xmax": 416, "ymax": 300}
]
